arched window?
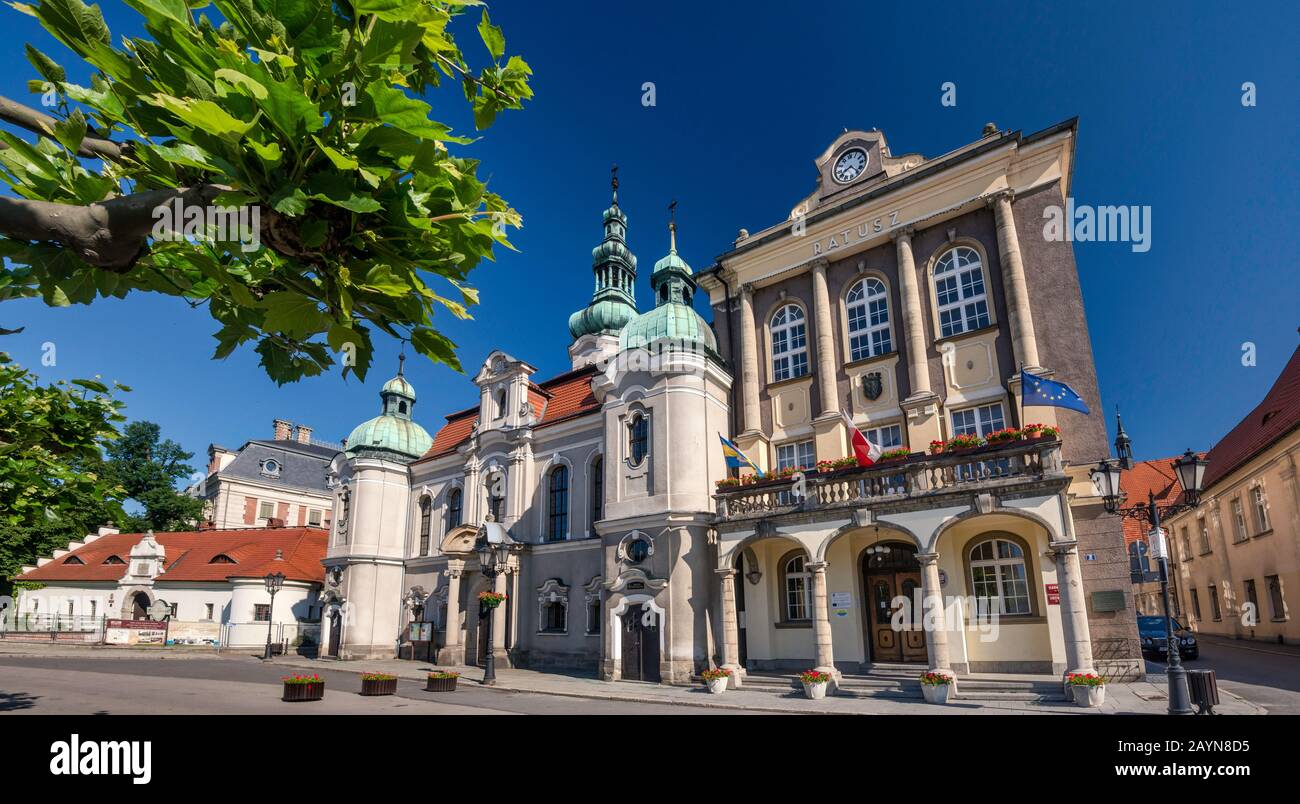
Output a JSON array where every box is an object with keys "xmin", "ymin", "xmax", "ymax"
[
  {"xmin": 968, "ymin": 537, "xmax": 1031, "ymax": 616},
  {"xmin": 485, "ymin": 471, "xmax": 505, "ymax": 522},
  {"xmin": 418, "ymin": 495, "xmax": 432, "ymax": 556},
  {"xmin": 548, "ymin": 465, "xmax": 569, "ymax": 542},
  {"xmin": 933, "ymin": 246, "xmax": 990, "ymax": 337},
  {"xmin": 590, "ymin": 455, "xmax": 603, "ymax": 532},
  {"xmin": 770, "ymin": 304, "xmax": 809, "ymax": 381},
  {"xmin": 782, "ymin": 552, "xmax": 812, "ymax": 621},
  {"xmin": 446, "ymin": 488, "xmax": 462, "ymax": 530},
  {"xmin": 846, "ymin": 278, "xmax": 892, "ymax": 361},
  {"xmin": 628, "ymin": 413, "xmax": 649, "ymax": 465},
  {"xmin": 495, "ymin": 387, "xmax": 507, "ymax": 419}
]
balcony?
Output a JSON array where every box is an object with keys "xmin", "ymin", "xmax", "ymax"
[{"xmin": 713, "ymin": 438, "xmax": 1066, "ymax": 524}]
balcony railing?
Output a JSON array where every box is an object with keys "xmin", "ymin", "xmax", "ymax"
[{"xmin": 714, "ymin": 438, "xmax": 1065, "ymax": 522}]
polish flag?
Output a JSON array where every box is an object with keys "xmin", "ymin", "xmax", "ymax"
[{"xmin": 840, "ymin": 410, "xmax": 881, "ymax": 467}]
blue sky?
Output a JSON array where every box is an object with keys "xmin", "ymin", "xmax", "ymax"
[{"xmin": 3, "ymin": 0, "xmax": 1297, "ymax": 480}]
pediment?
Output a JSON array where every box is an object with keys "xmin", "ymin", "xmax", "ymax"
[{"xmin": 439, "ymin": 524, "xmax": 481, "ymax": 557}]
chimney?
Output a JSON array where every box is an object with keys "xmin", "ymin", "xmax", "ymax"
[
  {"xmin": 98, "ymin": 525, "xmax": 120, "ymax": 537},
  {"xmin": 273, "ymin": 419, "xmax": 292, "ymax": 440},
  {"xmin": 274, "ymin": 549, "xmax": 284, "ymax": 560},
  {"xmin": 267, "ymin": 517, "xmax": 286, "ymax": 528},
  {"xmin": 295, "ymin": 424, "xmax": 313, "ymax": 445}
]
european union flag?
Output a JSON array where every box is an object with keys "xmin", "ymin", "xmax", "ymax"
[
  {"xmin": 719, "ymin": 434, "xmax": 765, "ymax": 478},
  {"xmin": 1021, "ymin": 369, "xmax": 1091, "ymax": 414}
]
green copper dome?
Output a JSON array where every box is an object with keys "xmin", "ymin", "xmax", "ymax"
[
  {"xmin": 569, "ymin": 174, "xmax": 639, "ymax": 340},
  {"xmin": 619, "ymin": 220, "xmax": 717, "ymax": 355},
  {"xmin": 345, "ymin": 359, "xmax": 433, "ymax": 462}
]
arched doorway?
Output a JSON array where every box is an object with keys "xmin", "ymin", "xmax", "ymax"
[
  {"xmin": 618, "ymin": 602, "xmax": 661, "ymax": 682},
  {"xmin": 861, "ymin": 542, "xmax": 927, "ymax": 664},
  {"xmin": 131, "ymin": 592, "xmax": 151, "ymax": 620},
  {"xmin": 733, "ymin": 552, "xmax": 748, "ymax": 667}
]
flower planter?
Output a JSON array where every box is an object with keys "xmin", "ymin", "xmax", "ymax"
[
  {"xmin": 921, "ymin": 683, "xmax": 953, "ymax": 704},
  {"xmin": 1072, "ymin": 684, "xmax": 1105, "ymax": 708},
  {"xmin": 426, "ymin": 674, "xmax": 459, "ymax": 692},
  {"xmin": 706, "ymin": 676, "xmax": 729, "ymax": 695},
  {"xmin": 360, "ymin": 677, "xmax": 398, "ymax": 696},
  {"xmin": 802, "ymin": 681, "xmax": 828, "ymax": 700},
  {"xmin": 282, "ymin": 681, "xmax": 324, "ymax": 702}
]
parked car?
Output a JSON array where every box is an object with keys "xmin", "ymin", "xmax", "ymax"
[{"xmin": 1137, "ymin": 615, "xmax": 1198, "ymax": 660}]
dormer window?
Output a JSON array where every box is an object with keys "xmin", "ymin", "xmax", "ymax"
[
  {"xmin": 398, "ymin": 401, "xmax": 408, "ymax": 415},
  {"xmin": 209, "ymin": 554, "xmax": 237, "ymax": 564},
  {"xmin": 103, "ymin": 555, "xmax": 126, "ymax": 565},
  {"xmin": 63, "ymin": 555, "xmax": 84, "ymax": 565},
  {"xmin": 495, "ymin": 387, "xmax": 508, "ymax": 419},
  {"xmin": 260, "ymin": 459, "xmax": 281, "ymax": 478}
]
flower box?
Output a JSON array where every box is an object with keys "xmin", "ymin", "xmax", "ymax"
[
  {"xmin": 1066, "ymin": 672, "xmax": 1106, "ymax": 708},
  {"xmin": 701, "ymin": 667, "xmax": 732, "ymax": 694},
  {"xmin": 799, "ymin": 669, "xmax": 831, "ymax": 699},
  {"xmin": 281, "ymin": 674, "xmax": 324, "ymax": 702},
  {"xmin": 919, "ymin": 671, "xmax": 955, "ymax": 704},
  {"xmin": 360, "ymin": 673, "xmax": 398, "ymax": 696},
  {"xmin": 426, "ymin": 672, "xmax": 460, "ymax": 692},
  {"xmin": 478, "ymin": 591, "xmax": 507, "ymax": 609}
]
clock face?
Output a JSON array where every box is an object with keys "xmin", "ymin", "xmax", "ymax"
[{"xmin": 833, "ymin": 148, "xmax": 869, "ymax": 184}]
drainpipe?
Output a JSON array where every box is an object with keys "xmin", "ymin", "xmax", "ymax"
[{"xmin": 717, "ymin": 267, "xmax": 738, "ymax": 438}]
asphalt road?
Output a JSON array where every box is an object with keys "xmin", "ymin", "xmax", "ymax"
[
  {"xmin": 0, "ymin": 654, "xmax": 747, "ymax": 715},
  {"xmin": 1143, "ymin": 635, "xmax": 1300, "ymax": 715}
]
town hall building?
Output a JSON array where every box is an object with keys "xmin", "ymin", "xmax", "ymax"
[{"xmin": 318, "ymin": 119, "xmax": 1142, "ymax": 685}]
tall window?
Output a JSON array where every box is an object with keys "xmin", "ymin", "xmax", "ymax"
[
  {"xmin": 1266, "ymin": 575, "xmax": 1284, "ymax": 620},
  {"xmin": 1179, "ymin": 526, "xmax": 1192, "ymax": 560},
  {"xmin": 776, "ymin": 440, "xmax": 815, "ymax": 471},
  {"xmin": 1252, "ymin": 486, "xmax": 1271, "ymax": 533},
  {"xmin": 770, "ymin": 304, "xmax": 809, "ymax": 381},
  {"xmin": 1190, "ymin": 588, "xmax": 1202, "ymax": 620},
  {"xmin": 495, "ymin": 387, "xmax": 507, "ymax": 419},
  {"xmin": 846, "ymin": 278, "xmax": 892, "ymax": 360},
  {"xmin": 629, "ymin": 413, "xmax": 649, "ymax": 465},
  {"xmin": 1197, "ymin": 517, "xmax": 1210, "ymax": 553},
  {"xmin": 1209, "ymin": 585, "xmax": 1222, "ymax": 620},
  {"xmin": 446, "ymin": 488, "xmax": 463, "ymax": 530},
  {"xmin": 782, "ymin": 553, "xmax": 812, "ymax": 621},
  {"xmin": 1230, "ymin": 498, "xmax": 1248, "ymax": 542},
  {"xmin": 951, "ymin": 403, "xmax": 1005, "ymax": 437},
  {"xmin": 1243, "ymin": 578, "xmax": 1259, "ymax": 616},
  {"xmin": 485, "ymin": 472, "xmax": 505, "ymax": 521},
  {"xmin": 418, "ymin": 496, "xmax": 432, "ymax": 556},
  {"xmin": 254, "ymin": 604, "xmax": 271, "ymax": 622},
  {"xmin": 863, "ymin": 423, "xmax": 903, "ymax": 450},
  {"xmin": 590, "ymin": 456, "xmax": 603, "ymax": 531},
  {"xmin": 548, "ymin": 465, "xmax": 569, "ymax": 542},
  {"xmin": 933, "ymin": 246, "xmax": 990, "ymax": 336},
  {"xmin": 969, "ymin": 537, "xmax": 1031, "ymax": 616}
]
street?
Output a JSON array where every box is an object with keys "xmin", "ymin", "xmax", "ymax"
[
  {"xmin": 0, "ymin": 653, "xmax": 747, "ymax": 715},
  {"xmin": 1144, "ymin": 635, "xmax": 1300, "ymax": 715}
]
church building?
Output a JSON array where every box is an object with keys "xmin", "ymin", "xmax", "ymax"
[{"xmin": 321, "ymin": 120, "xmax": 1142, "ymax": 685}]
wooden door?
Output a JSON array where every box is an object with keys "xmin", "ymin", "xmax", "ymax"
[
  {"xmin": 868, "ymin": 575, "xmax": 902, "ymax": 661},
  {"xmin": 621, "ymin": 608, "xmax": 643, "ymax": 681},
  {"xmin": 327, "ymin": 610, "xmax": 341, "ymax": 657},
  {"xmin": 898, "ymin": 574, "xmax": 928, "ymax": 662}
]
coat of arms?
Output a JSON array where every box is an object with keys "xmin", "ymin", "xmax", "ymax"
[{"xmin": 862, "ymin": 372, "xmax": 883, "ymax": 401}]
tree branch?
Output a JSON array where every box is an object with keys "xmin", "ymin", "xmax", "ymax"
[
  {"xmin": 0, "ymin": 95, "xmax": 123, "ymax": 160},
  {"xmin": 0, "ymin": 185, "xmax": 227, "ymax": 271}
]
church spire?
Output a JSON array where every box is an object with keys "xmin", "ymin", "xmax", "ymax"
[
  {"xmin": 568, "ymin": 169, "xmax": 639, "ymax": 341},
  {"xmin": 649, "ymin": 200, "xmax": 696, "ymax": 308}
]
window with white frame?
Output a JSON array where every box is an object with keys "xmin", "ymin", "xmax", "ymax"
[
  {"xmin": 258, "ymin": 500, "xmax": 274, "ymax": 520},
  {"xmin": 1230, "ymin": 498, "xmax": 1248, "ymax": 542},
  {"xmin": 536, "ymin": 579, "xmax": 568, "ymax": 634},
  {"xmin": 1251, "ymin": 485, "xmax": 1270, "ymax": 533},
  {"xmin": 968, "ymin": 537, "xmax": 1031, "ymax": 616},
  {"xmin": 933, "ymin": 246, "xmax": 990, "ymax": 337},
  {"xmin": 590, "ymin": 456, "xmax": 603, "ymax": 532},
  {"xmin": 782, "ymin": 552, "xmax": 812, "ymax": 621},
  {"xmin": 862, "ymin": 423, "xmax": 904, "ymax": 450},
  {"xmin": 770, "ymin": 304, "xmax": 809, "ymax": 381},
  {"xmin": 418, "ymin": 495, "xmax": 432, "ymax": 556},
  {"xmin": 950, "ymin": 403, "xmax": 1005, "ymax": 437},
  {"xmin": 547, "ymin": 465, "xmax": 569, "ymax": 542},
  {"xmin": 846, "ymin": 278, "xmax": 893, "ymax": 361},
  {"xmin": 628, "ymin": 413, "xmax": 649, "ymax": 466},
  {"xmin": 446, "ymin": 488, "xmax": 463, "ymax": 530},
  {"xmin": 776, "ymin": 440, "xmax": 815, "ymax": 471}
]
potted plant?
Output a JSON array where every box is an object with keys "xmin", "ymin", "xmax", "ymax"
[
  {"xmin": 478, "ymin": 591, "xmax": 507, "ymax": 609},
  {"xmin": 1066, "ymin": 672, "xmax": 1106, "ymax": 707},
  {"xmin": 701, "ymin": 667, "xmax": 732, "ymax": 695},
  {"xmin": 799, "ymin": 669, "xmax": 832, "ymax": 699},
  {"xmin": 929, "ymin": 439, "xmax": 946, "ymax": 455},
  {"xmin": 1021, "ymin": 423, "xmax": 1046, "ymax": 439},
  {"xmin": 426, "ymin": 671, "xmax": 460, "ymax": 692},
  {"xmin": 281, "ymin": 673, "xmax": 325, "ymax": 702},
  {"xmin": 360, "ymin": 671, "xmax": 398, "ymax": 696},
  {"xmin": 986, "ymin": 427, "xmax": 1021, "ymax": 445},
  {"xmin": 946, "ymin": 433, "xmax": 985, "ymax": 452},
  {"xmin": 879, "ymin": 447, "xmax": 911, "ymax": 463},
  {"xmin": 919, "ymin": 671, "xmax": 955, "ymax": 704},
  {"xmin": 1038, "ymin": 425, "xmax": 1061, "ymax": 440}
]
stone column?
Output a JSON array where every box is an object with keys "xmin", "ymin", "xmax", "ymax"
[
  {"xmin": 989, "ymin": 191, "xmax": 1041, "ymax": 371},
  {"xmin": 437, "ymin": 561, "xmax": 464, "ymax": 665},
  {"xmin": 738, "ymin": 283, "xmax": 761, "ymax": 435},
  {"xmin": 463, "ymin": 459, "xmax": 481, "ymax": 524},
  {"xmin": 716, "ymin": 568, "xmax": 744, "ymax": 687},
  {"xmin": 809, "ymin": 259, "xmax": 838, "ymax": 417},
  {"xmin": 808, "ymin": 561, "xmax": 839, "ymax": 688},
  {"xmin": 1050, "ymin": 541, "xmax": 1094, "ymax": 674},
  {"xmin": 491, "ymin": 568, "xmax": 509, "ymax": 665},
  {"xmin": 917, "ymin": 552, "xmax": 952, "ymax": 672},
  {"xmin": 893, "ymin": 227, "xmax": 932, "ymax": 399}
]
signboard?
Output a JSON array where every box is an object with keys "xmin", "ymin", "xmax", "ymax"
[
  {"xmin": 830, "ymin": 592, "xmax": 852, "ymax": 609},
  {"xmin": 1148, "ymin": 527, "xmax": 1168, "ymax": 560},
  {"xmin": 1091, "ymin": 590, "xmax": 1127, "ymax": 612},
  {"xmin": 105, "ymin": 618, "xmax": 168, "ymax": 645},
  {"xmin": 1046, "ymin": 583, "xmax": 1060, "ymax": 605},
  {"xmin": 408, "ymin": 622, "xmax": 432, "ymax": 642}
]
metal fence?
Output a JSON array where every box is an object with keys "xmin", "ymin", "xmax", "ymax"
[
  {"xmin": 0, "ymin": 613, "xmax": 105, "ymax": 642},
  {"xmin": 218, "ymin": 621, "xmax": 321, "ymax": 655}
]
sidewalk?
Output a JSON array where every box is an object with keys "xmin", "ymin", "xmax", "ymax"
[{"xmin": 267, "ymin": 654, "xmax": 1266, "ymax": 715}]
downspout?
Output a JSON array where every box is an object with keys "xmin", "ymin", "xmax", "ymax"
[{"xmin": 718, "ymin": 267, "xmax": 738, "ymax": 438}]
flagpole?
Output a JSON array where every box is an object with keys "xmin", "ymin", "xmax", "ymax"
[{"xmin": 1017, "ymin": 362, "xmax": 1026, "ymax": 429}]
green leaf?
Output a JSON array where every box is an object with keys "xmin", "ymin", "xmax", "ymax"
[
  {"xmin": 122, "ymin": 0, "xmax": 192, "ymax": 27},
  {"xmin": 270, "ymin": 185, "xmax": 309, "ymax": 215},
  {"xmin": 366, "ymin": 81, "xmax": 454, "ymax": 141},
  {"xmin": 70, "ymin": 378, "xmax": 108, "ymax": 393},
  {"xmin": 305, "ymin": 172, "xmax": 382, "ymax": 213},
  {"xmin": 410, "ymin": 327, "xmax": 461, "ymax": 372},
  {"xmin": 24, "ymin": 44, "xmax": 66, "ymax": 83},
  {"xmin": 477, "ymin": 9, "xmax": 504, "ymax": 61},
  {"xmin": 147, "ymin": 94, "xmax": 255, "ymax": 139},
  {"xmin": 261, "ymin": 292, "xmax": 328, "ymax": 339},
  {"xmin": 214, "ymin": 68, "xmax": 268, "ymax": 100},
  {"xmin": 51, "ymin": 109, "xmax": 87, "ymax": 154},
  {"xmin": 311, "ymin": 135, "xmax": 358, "ymax": 170}
]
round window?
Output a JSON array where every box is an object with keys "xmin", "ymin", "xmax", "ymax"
[{"xmin": 626, "ymin": 537, "xmax": 651, "ymax": 563}]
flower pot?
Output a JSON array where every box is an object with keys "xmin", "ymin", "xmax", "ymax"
[
  {"xmin": 802, "ymin": 681, "xmax": 827, "ymax": 700},
  {"xmin": 921, "ymin": 683, "xmax": 953, "ymax": 704},
  {"xmin": 1072, "ymin": 684, "xmax": 1105, "ymax": 708},
  {"xmin": 282, "ymin": 681, "xmax": 324, "ymax": 702},
  {"xmin": 360, "ymin": 677, "xmax": 397, "ymax": 696},
  {"xmin": 706, "ymin": 677, "xmax": 728, "ymax": 695},
  {"xmin": 426, "ymin": 675, "xmax": 459, "ymax": 692}
]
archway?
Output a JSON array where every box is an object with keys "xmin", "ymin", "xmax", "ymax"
[
  {"xmin": 131, "ymin": 591, "xmax": 151, "ymax": 620},
  {"xmin": 861, "ymin": 542, "xmax": 927, "ymax": 664}
]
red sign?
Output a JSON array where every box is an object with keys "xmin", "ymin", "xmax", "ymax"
[{"xmin": 1046, "ymin": 584, "xmax": 1061, "ymax": 605}]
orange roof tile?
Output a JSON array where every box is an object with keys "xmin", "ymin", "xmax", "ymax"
[
  {"xmin": 18, "ymin": 527, "xmax": 327, "ymax": 585},
  {"xmin": 1201, "ymin": 345, "xmax": 1300, "ymax": 490},
  {"xmin": 1118, "ymin": 457, "xmax": 1186, "ymax": 546}
]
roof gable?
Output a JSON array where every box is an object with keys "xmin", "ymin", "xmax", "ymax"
[{"xmin": 1202, "ymin": 345, "xmax": 1300, "ymax": 490}]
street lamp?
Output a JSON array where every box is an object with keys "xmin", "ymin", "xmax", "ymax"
[
  {"xmin": 407, "ymin": 586, "xmax": 429, "ymax": 662},
  {"xmin": 1091, "ymin": 421, "xmax": 1208, "ymax": 715},
  {"xmin": 262, "ymin": 571, "xmax": 285, "ymax": 661},
  {"xmin": 474, "ymin": 521, "xmax": 512, "ymax": 686}
]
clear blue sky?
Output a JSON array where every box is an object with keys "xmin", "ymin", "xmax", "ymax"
[{"xmin": 3, "ymin": 0, "xmax": 1297, "ymax": 480}]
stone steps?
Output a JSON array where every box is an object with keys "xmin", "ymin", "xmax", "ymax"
[{"xmin": 740, "ymin": 669, "xmax": 1068, "ymax": 702}]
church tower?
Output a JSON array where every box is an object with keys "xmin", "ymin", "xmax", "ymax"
[
  {"xmin": 568, "ymin": 168, "xmax": 639, "ymax": 370},
  {"xmin": 322, "ymin": 357, "xmax": 433, "ymax": 659}
]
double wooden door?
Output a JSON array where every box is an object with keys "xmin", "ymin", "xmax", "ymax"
[
  {"xmin": 863, "ymin": 544, "xmax": 928, "ymax": 664},
  {"xmin": 620, "ymin": 605, "xmax": 660, "ymax": 682}
]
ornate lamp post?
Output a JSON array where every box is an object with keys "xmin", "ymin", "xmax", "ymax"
[
  {"xmin": 262, "ymin": 571, "xmax": 285, "ymax": 661},
  {"xmin": 474, "ymin": 521, "xmax": 512, "ymax": 686},
  {"xmin": 406, "ymin": 586, "xmax": 427, "ymax": 661},
  {"xmin": 1091, "ymin": 428, "xmax": 1207, "ymax": 715}
]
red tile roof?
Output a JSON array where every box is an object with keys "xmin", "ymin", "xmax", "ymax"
[
  {"xmin": 419, "ymin": 365, "xmax": 600, "ymax": 460},
  {"xmin": 1201, "ymin": 345, "xmax": 1300, "ymax": 490},
  {"xmin": 18, "ymin": 527, "xmax": 327, "ymax": 585},
  {"xmin": 1118, "ymin": 458, "xmax": 1186, "ymax": 546}
]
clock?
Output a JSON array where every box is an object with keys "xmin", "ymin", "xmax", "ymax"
[{"xmin": 832, "ymin": 148, "xmax": 869, "ymax": 184}]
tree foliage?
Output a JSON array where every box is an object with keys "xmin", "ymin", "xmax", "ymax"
[
  {"xmin": 104, "ymin": 420, "xmax": 205, "ymax": 532},
  {"xmin": 0, "ymin": 0, "xmax": 533, "ymax": 383},
  {"xmin": 0, "ymin": 352, "xmax": 126, "ymax": 585}
]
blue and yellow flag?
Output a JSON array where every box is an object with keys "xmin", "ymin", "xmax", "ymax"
[
  {"xmin": 1021, "ymin": 369, "xmax": 1090, "ymax": 414},
  {"xmin": 719, "ymin": 434, "xmax": 765, "ymax": 478}
]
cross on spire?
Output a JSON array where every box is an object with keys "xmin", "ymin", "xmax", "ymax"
[
  {"xmin": 611, "ymin": 164, "xmax": 619, "ymax": 205},
  {"xmin": 397, "ymin": 346, "xmax": 406, "ymax": 377},
  {"xmin": 668, "ymin": 199, "xmax": 678, "ymax": 253}
]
